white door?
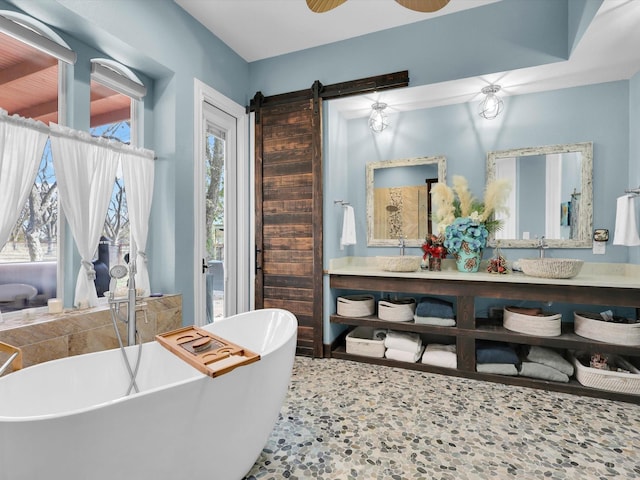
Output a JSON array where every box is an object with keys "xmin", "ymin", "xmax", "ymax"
[
  {"xmin": 199, "ymin": 102, "xmax": 237, "ymax": 324},
  {"xmin": 194, "ymin": 80, "xmax": 249, "ymax": 327}
]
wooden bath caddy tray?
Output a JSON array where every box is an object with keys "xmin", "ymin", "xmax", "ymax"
[{"xmin": 156, "ymin": 326, "xmax": 260, "ymax": 378}]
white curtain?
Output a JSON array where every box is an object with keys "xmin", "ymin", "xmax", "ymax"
[
  {"xmin": 50, "ymin": 124, "xmax": 119, "ymax": 307},
  {"xmin": 0, "ymin": 109, "xmax": 49, "ymax": 249},
  {"xmin": 121, "ymin": 149, "xmax": 155, "ymax": 296}
]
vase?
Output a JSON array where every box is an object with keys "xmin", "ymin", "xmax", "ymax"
[
  {"xmin": 428, "ymin": 257, "xmax": 442, "ymax": 271},
  {"xmin": 454, "ymin": 239, "xmax": 484, "ymax": 273}
]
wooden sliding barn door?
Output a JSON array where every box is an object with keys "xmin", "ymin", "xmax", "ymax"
[
  {"xmin": 252, "ymin": 72, "xmax": 409, "ymax": 357},
  {"xmin": 253, "ymin": 87, "xmax": 323, "ymax": 357}
]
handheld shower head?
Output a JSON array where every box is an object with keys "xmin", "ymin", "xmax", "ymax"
[
  {"xmin": 109, "ymin": 265, "xmax": 128, "ymax": 299},
  {"xmin": 110, "ymin": 264, "xmax": 128, "ymax": 279}
]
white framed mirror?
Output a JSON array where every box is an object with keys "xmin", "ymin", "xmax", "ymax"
[
  {"xmin": 486, "ymin": 142, "xmax": 593, "ymax": 248},
  {"xmin": 366, "ymin": 155, "xmax": 447, "ymax": 247}
]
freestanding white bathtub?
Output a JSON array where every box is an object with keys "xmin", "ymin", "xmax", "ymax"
[{"xmin": 0, "ymin": 308, "xmax": 297, "ymax": 480}]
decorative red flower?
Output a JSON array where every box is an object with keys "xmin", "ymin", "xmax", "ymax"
[{"xmin": 421, "ymin": 235, "xmax": 447, "ymax": 259}]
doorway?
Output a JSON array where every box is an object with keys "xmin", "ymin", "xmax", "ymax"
[
  {"xmin": 194, "ymin": 80, "xmax": 248, "ymax": 326},
  {"xmin": 203, "ymin": 104, "xmax": 233, "ymax": 322}
]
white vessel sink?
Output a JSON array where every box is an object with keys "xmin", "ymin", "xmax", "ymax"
[
  {"xmin": 519, "ymin": 258, "xmax": 584, "ymax": 279},
  {"xmin": 376, "ymin": 256, "xmax": 422, "ymax": 272}
]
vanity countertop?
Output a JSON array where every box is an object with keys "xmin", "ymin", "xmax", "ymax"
[{"xmin": 327, "ymin": 257, "xmax": 640, "ymax": 290}]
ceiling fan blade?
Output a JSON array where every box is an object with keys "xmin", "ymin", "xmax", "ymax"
[
  {"xmin": 395, "ymin": 0, "xmax": 451, "ymax": 13},
  {"xmin": 306, "ymin": 0, "xmax": 348, "ymax": 13}
]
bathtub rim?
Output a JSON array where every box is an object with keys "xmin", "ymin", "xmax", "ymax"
[{"xmin": 0, "ymin": 308, "xmax": 297, "ymax": 423}]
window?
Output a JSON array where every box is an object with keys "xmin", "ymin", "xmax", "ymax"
[
  {"xmin": 0, "ymin": 12, "xmax": 74, "ymax": 312},
  {"xmin": 89, "ymin": 59, "xmax": 146, "ymax": 296}
]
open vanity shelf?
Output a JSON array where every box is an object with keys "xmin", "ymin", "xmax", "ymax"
[{"xmin": 329, "ymin": 269, "xmax": 640, "ymax": 404}]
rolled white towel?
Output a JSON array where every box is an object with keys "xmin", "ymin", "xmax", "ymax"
[
  {"xmin": 384, "ymin": 330, "xmax": 422, "ymax": 352},
  {"xmin": 385, "ymin": 346, "xmax": 424, "ymax": 363},
  {"xmin": 421, "ymin": 344, "xmax": 457, "ymax": 368}
]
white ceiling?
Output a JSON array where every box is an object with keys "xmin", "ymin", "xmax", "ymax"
[
  {"xmin": 175, "ymin": 0, "xmax": 640, "ymax": 116},
  {"xmin": 174, "ymin": 0, "xmax": 500, "ymax": 62}
]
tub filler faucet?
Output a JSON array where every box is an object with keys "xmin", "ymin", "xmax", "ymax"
[
  {"xmin": 108, "ymin": 261, "xmax": 147, "ymax": 347},
  {"xmin": 108, "ymin": 259, "xmax": 147, "ymax": 395}
]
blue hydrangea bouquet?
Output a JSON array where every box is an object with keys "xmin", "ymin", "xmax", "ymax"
[{"xmin": 431, "ymin": 175, "xmax": 511, "ymax": 272}]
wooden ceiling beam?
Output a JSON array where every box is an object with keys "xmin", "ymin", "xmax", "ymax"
[
  {"xmin": 15, "ymin": 98, "xmax": 57, "ymax": 120},
  {"xmin": 90, "ymin": 89, "xmax": 123, "ymax": 102},
  {"xmin": 90, "ymin": 107, "xmax": 131, "ymax": 128},
  {"xmin": 0, "ymin": 58, "xmax": 57, "ymax": 86}
]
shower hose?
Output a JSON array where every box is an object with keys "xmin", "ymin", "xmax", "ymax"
[{"xmin": 110, "ymin": 303, "xmax": 143, "ymax": 395}]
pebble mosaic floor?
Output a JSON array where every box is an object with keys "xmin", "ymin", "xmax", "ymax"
[{"xmin": 244, "ymin": 357, "xmax": 640, "ymax": 480}]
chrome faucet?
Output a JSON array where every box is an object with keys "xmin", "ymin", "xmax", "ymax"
[
  {"xmin": 107, "ymin": 257, "xmax": 147, "ymax": 395},
  {"xmin": 398, "ymin": 236, "xmax": 405, "ymax": 256},
  {"xmin": 538, "ymin": 236, "xmax": 548, "ymax": 258},
  {"xmin": 108, "ymin": 259, "xmax": 145, "ymax": 346},
  {"xmin": 126, "ymin": 258, "xmax": 137, "ymax": 347}
]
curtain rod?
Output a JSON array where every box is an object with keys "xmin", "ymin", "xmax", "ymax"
[
  {"xmin": 49, "ymin": 124, "xmax": 154, "ymax": 159},
  {"xmin": 0, "ymin": 109, "xmax": 50, "ymax": 135},
  {"xmin": 0, "ymin": 110, "xmax": 155, "ymax": 160}
]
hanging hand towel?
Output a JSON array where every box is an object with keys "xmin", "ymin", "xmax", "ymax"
[
  {"xmin": 340, "ymin": 205, "xmax": 357, "ymax": 250},
  {"xmin": 613, "ymin": 194, "xmax": 640, "ymax": 246}
]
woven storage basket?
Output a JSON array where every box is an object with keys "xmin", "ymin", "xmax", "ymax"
[
  {"xmin": 378, "ymin": 298, "xmax": 416, "ymax": 322},
  {"xmin": 337, "ymin": 294, "xmax": 375, "ymax": 317},
  {"xmin": 570, "ymin": 353, "xmax": 640, "ymax": 395},
  {"xmin": 346, "ymin": 326, "xmax": 386, "ymax": 358},
  {"xmin": 574, "ymin": 311, "xmax": 640, "ymax": 346},
  {"xmin": 503, "ymin": 306, "xmax": 562, "ymax": 337}
]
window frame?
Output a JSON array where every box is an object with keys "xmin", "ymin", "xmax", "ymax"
[
  {"xmin": 0, "ymin": 10, "xmax": 74, "ymax": 309},
  {"xmin": 89, "ymin": 58, "xmax": 146, "ymax": 293}
]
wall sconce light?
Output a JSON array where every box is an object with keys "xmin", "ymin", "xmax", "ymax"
[
  {"xmin": 478, "ymin": 85, "xmax": 504, "ymax": 120},
  {"xmin": 369, "ymin": 102, "xmax": 389, "ymax": 133}
]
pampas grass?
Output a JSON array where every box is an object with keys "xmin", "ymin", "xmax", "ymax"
[
  {"xmin": 430, "ymin": 175, "xmax": 511, "ymax": 234},
  {"xmin": 452, "ymin": 176, "xmax": 474, "ymax": 217},
  {"xmin": 431, "ymin": 182, "xmax": 456, "ymax": 227},
  {"xmin": 481, "ymin": 178, "xmax": 512, "ymax": 222}
]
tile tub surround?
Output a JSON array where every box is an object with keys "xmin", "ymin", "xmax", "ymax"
[
  {"xmin": 0, "ymin": 294, "xmax": 182, "ymax": 370},
  {"xmin": 245, "ymin": 357, "xmax": 640, "ymax": 480}
]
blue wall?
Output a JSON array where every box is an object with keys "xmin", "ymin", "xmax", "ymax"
[
  {"xmin": 249, "ymin": 0, "xmax": 569, "ymax": 96},
  {"xmin": 324, "ymin": 81, "xmax": 630, "ymax": 264},
  {"xmin": 2, "ymin": 0, "xmax": 638, "ymax": 335}
]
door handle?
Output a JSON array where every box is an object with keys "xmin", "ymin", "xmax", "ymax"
[
  {"xmin": 202, "ymin": 258, "xmax": 208, "ymax": 274},
  {"xmin": 255, "ymin": 246, "xmax": 262, "ymax": 274}
]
